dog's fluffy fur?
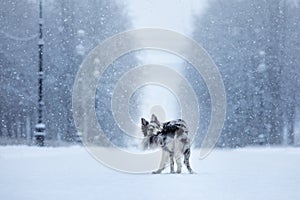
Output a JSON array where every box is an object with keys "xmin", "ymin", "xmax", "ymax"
[{"xmin": 141, "ymin": 114, "xmax": 193, "ymax": 174}]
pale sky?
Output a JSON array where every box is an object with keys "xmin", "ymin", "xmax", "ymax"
[
  {"xmin": 124, "ymin": 0, "xmax": 208, "ymax": 121},
  {"xmin": 126, "ymin": 0, "xmax": 208, "ymax": 36},
  {"xmin": 125, "ymin": 0, "xmax": 208, "ymax": 65}
]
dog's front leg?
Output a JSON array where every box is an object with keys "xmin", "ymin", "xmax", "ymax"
[
  {"xmin": 152, "ymin": 150, "xmax": 168, "ymax": 174},
  {"xmin": 175, "ymin": 155, "xmax": 182, "ymax": 173},
  {"xmin": 169, "ymin": 151, "xmax": 175, "ymax": 173}
]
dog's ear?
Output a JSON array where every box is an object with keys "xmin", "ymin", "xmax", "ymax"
[
  {"xmin": 151, "ymin": 114, "xmax": 159, "ymax": 124},
  {"xmin": 141, "ymin": 118, "xmax": 149, "ymax": 126}
]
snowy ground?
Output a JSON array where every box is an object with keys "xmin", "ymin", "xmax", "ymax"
[{"xmin": 0, "ymin": 146, "xmax": 299, "ymax": 200}]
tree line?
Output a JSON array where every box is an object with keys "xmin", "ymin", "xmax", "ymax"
[
  {"xmin": 0, "ymin": 0, "xmax": 132, "ymax": 145},
  {"xmin": 193, "ymin": 0, "xmax": 300, "ymax": 147}
]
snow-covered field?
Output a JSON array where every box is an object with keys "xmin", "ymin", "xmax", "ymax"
[{"xmin": 0, "ymin": 146, "xmax": 299, "ymax": 200}]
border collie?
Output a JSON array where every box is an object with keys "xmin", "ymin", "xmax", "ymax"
[{"xmin": 141, "ymin": 114, "xmax": 193, "ymax": 174}]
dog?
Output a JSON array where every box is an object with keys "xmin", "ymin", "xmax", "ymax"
[{"xmin": 141, "ymin": 114, "xmax": 193, "ymax": 174}]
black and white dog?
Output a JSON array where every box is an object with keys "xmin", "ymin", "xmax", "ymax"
[{"xmin": 141, "ymin": 114, "xmax": 193, "ymax": 174}]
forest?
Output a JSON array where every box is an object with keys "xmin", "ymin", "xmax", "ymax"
[{"xmin": 0, "ymin": 0, "xmax": 299, "ymax": 147}]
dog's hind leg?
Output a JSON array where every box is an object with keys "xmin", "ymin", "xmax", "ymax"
[
  {"xmin": 183, "ymin": 147, "xmax": 193, "ymax": 173},
  {"xmin": 174, "ymin": 140, "xmax": 182, "ymax": 173}
]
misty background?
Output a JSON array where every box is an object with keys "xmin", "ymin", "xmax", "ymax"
[{"xmin": 0, "ymin": 0, "xmax": 299, "ymax": 148}]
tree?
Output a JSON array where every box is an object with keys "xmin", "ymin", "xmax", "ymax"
[
  {"xmin": 0, "ymin": 0, "xmax": 38, "ymax": 144},
  {"xmin": 0, "ymin": 0, "xmax": 134, "ymax": 145},
  {"xmin": 193, "ymin": 0, "xmax": 300, "ymax": 147}
]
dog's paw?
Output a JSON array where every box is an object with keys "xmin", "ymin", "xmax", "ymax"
[{"xmin": 152, "ymin": 170, "xmax": 161, "ymax": 174}]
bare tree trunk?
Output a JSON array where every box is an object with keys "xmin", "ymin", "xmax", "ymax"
[
  {"xmin": 26, "ymin": 116, "xmax": 31, "ymax": 145},
  {"xmin": 266, "ymin": 0, "xmax": 286, "ymax": 145},
  {"xmin": 287, "ymin": 96, "xmax": 296, "ymax": 145}
]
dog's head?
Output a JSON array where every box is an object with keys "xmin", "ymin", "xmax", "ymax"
[
  {"xmin": 141, "ymin": 114, "xmax": 163, "ymax": 149},
  {"xmin": 141, "ymin": 114, "xmax": 161, "ymax": 137}
]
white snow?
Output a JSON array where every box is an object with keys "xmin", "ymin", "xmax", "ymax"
[
  {"xmin": 257, "ymin": 63, "xmax": 268, "ymax": 73},
  {"xmin": 0, "ymin": 146, "xmax": 299, "ymax": 200},
  {"xmin": 35, "ymin": 123, "xmax": 46, "ymax": 129}
]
